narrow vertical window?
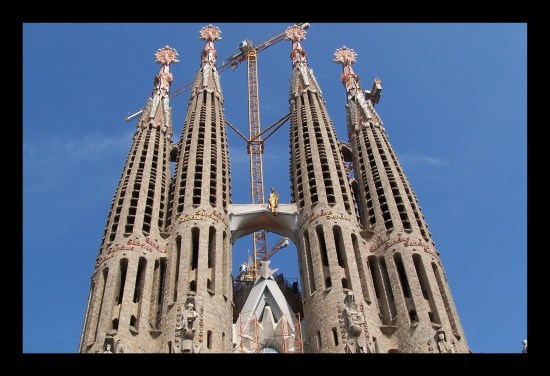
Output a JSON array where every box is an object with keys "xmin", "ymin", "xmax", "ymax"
[
  {"xmin": 332, "ymin": 327, "xmax": 339, "ymax": 346},
  {"xmin": 173, "ymin": 235, "xmax": 181, "ymax": 302},
  {"xmin": 394, "ymin": 253, "xmax": 418, "ymax": 324},
  {"xmin": 208, "ymin": 227, "xmax": 216, "ymax": 268},
  {"xmin": 130, "ymin": 257, "xmax": 147, "ymax": 332},
  {"xmin": 191, "ymin": 228, "xmax": 200, "ymax": 270},
  {"xmin": 156, "ymin": 258, "xmax": 167, "ymax": 329},
  {"xmin": 316, "ymin": 331, "xmax": 322, "ymax": 351},
  {"xmin": 379, "ymin": 257, "xmax": 398, "ymax": 318},
  {"xmin": 432, "ymin": 263, "xmax": 459, "ymax": 336},
  {"xmin": 352, "ymin": 234, "xmax": 371, "ymax": 303},
  {"xmin": 303, "ymin": 230, "xmax": 316, "ymax": 294},
  {"xmin": 207, "ymin": 330, "xmax": 213, "ymax": 349},
  {"xmin": 222, "ymin": 231, "xmax": 228, "ymax": 296},
  {"xmin": 413, "ymin": 254, "xmax": 440, "ymax": 324},
  {"xmin": 208, "ymin": 227, "xmax": 216, "ymax": 292},
  {"xmin": 316, "ymin": 226, "xmax": 329, "ymax": 268},
  {"xmin": 116, "ymin": 259, "xmax": 128, "ymax": 305},
  {"xmin": 92, "ymin": 267, "xmax": 109, "ymax": 342},
  {"xmin": 133, "ymin": 257, "xmax": 146, "ymax": 303}
]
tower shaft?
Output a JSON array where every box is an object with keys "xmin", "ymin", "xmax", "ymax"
[
  {"xmin": 163, "ymin": 25, "xmax": 232, "ymax": 353},
  {"xmin": 286, "ymin": 26, "xmax": 381, "ymax": 353},
  {"xmin": 79, "ymin": 47, "xmax": 178, "ymax": 353},
  {"xmin": 335, "ymin": 46, "xmax": 468, "ymax": 352}
]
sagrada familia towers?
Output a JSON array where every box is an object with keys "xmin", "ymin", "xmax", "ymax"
[{"xmin": 79, "ymin": 24, "xmax": 469, "ymax": 353}]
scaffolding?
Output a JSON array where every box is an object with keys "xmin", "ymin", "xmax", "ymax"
[
  {"xmin": 237, "ymin": 311, "xmax": 260, "ymax": 353},
  {"xmin": 281, "ymin": 313, "xmax": 304, "ymax": 353},
  {"xmin": 235, "ymin": 311, "xmax": 304, "ymax": 353}
]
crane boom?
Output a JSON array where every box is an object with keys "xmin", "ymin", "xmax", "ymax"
[
  {"xmin": 124, "ymin": 23, "xmax": 308, "ymax": 123},
  {"xmin": 242, "ymin": 23, "xmax": 309, "ymax": 273}
]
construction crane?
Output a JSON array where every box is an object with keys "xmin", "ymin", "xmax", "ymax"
[
  {"xmin": 226, "ymin": 22, "xmax": 309, "ymax": 278},
  {"xmin": 124, "ymin": 23, "xmax": 309, "ymax": 277},
  {"xmin": 124, "ymin": 23, "xmax": 309, "ymax": 122}
]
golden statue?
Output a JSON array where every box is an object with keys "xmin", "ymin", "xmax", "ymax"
[{"xmin": 267, "ymin": 187, "xmax": 279, "ymax": 215}]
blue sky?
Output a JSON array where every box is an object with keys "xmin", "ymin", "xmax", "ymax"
[{"xmin": 23, "ymin": 23, "xmax": 526, "ymax": 353}]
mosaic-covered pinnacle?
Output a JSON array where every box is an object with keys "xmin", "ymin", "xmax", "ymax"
[
  {"xmin": 333, "ymin": 46, "xmax": 357, "ymax": 66},
  {"xmin": 284, "ymin": 24, "xmax": 307, "ymax": 42},
  {"xmin": 199, "ymin": 25, "xmax": 221, "ymax": 66},
  {"xmin": 286, "ymin": 24, "xmax": 308, "ymax": 66},
  {"xmin": 199, "ymin": 24, "xmax": 222, "ymax": 42},
  {"xmin": 155, "ymin": 46, "xmax": 180, "ymax": 65}
]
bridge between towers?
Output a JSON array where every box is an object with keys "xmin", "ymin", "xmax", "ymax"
[{"xmin": 228, "ymin": 204, "xmax": 299, "ymax": 244}]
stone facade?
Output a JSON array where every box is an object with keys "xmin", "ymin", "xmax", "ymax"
[{"xmin": 79, "ymin": 25, "xmax": 469, "ymax": 354}]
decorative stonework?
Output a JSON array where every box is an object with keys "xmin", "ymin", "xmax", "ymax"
[
  {"xmin": 369, "ymin": 233, "xmax": 440, "ymax": 261},
  {"xmin": 177, "ymin": 209, "xmax": 228, "ymax": 226},
  {"xmin": 300, "ymin": 209, "xmax": 352, "ymax": 227}
]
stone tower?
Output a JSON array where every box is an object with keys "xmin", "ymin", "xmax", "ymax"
[
  {"xmin": 286, "ymin": 25, "xmax": 382, "ymax": 353},
  {"xmin": 79, "ymin": 46, "xmax": 179, "ymax": 353},
  {"xmin": 160, "ymin": 25, "xmax": 233, "ymax": 354},
  {"xmin": 333, "ymin": 46, "xmax": 468, "ymax": 353}
]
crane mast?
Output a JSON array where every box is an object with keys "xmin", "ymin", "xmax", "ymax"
[
  {"xmin": 245, "ymin": 48, "xmax": 268, "ymax": 272},
  {"xmin": 241, "ymin": 22, "xmax": 309, "ymax": 274}
]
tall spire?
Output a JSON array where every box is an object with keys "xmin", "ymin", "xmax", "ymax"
[
  {"xmin": 149, "ymin": 46, "xmax": 179, "ymax": 120},
  {"xmin": 165, "ymin": 24, "xmax": 232, "ymax": 353},
  {"xmin": 335, "ymin": 46, "xmax": 469, "ymax": 353},
  {"xmin": 80, "ymin": 46, "xmax": 177, "ymax": 353},
  {"xmin": 287, "ymin": 28, "xmax": 378, "ymax": 354}
]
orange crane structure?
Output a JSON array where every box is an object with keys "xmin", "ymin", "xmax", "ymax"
[
  {"xmin": 224, "ymin": 22, "xmax": 309, "ymax": 276},
  {"xmin": 125, "ymin": 23, "xmax": 310, "ymax": 277}
]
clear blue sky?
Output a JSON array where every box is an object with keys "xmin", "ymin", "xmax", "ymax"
[{"xmin": 23, "ymin": 23, "xmax": 526, "ymax": 353}]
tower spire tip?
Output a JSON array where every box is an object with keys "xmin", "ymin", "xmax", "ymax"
[
  {"xmin": 333, "ymin": 46, "xmax": 357, "ymax": 66},
  {"xmin": 155, "ymin": 46, "xmax": 179, "ymax": 65}
]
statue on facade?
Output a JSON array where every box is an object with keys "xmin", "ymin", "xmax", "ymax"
[
  {"xmin": 176, "ymin": 301, "xmax": 199, "ymax": 353},
  {"xmin": 436, "ymin": 332, "xmax": 450, "ymax": 353},
  {"xmin": 183, "ymin": 302, "xmax": 198, "ymax": 332},
  {"xmin": 267, "ymin": 187, "xmax": 279, "ymax": 215},
  {"xmin": 522, "ymin": 339, "xmax": 527, "ymax": 354},
  {"xmin": 343, "ymin": 291, "xmax": 368, "ymax": 353},
  {"xmin": 103, "ymin": 344, "xmax": 112, "ymax": 353}
]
